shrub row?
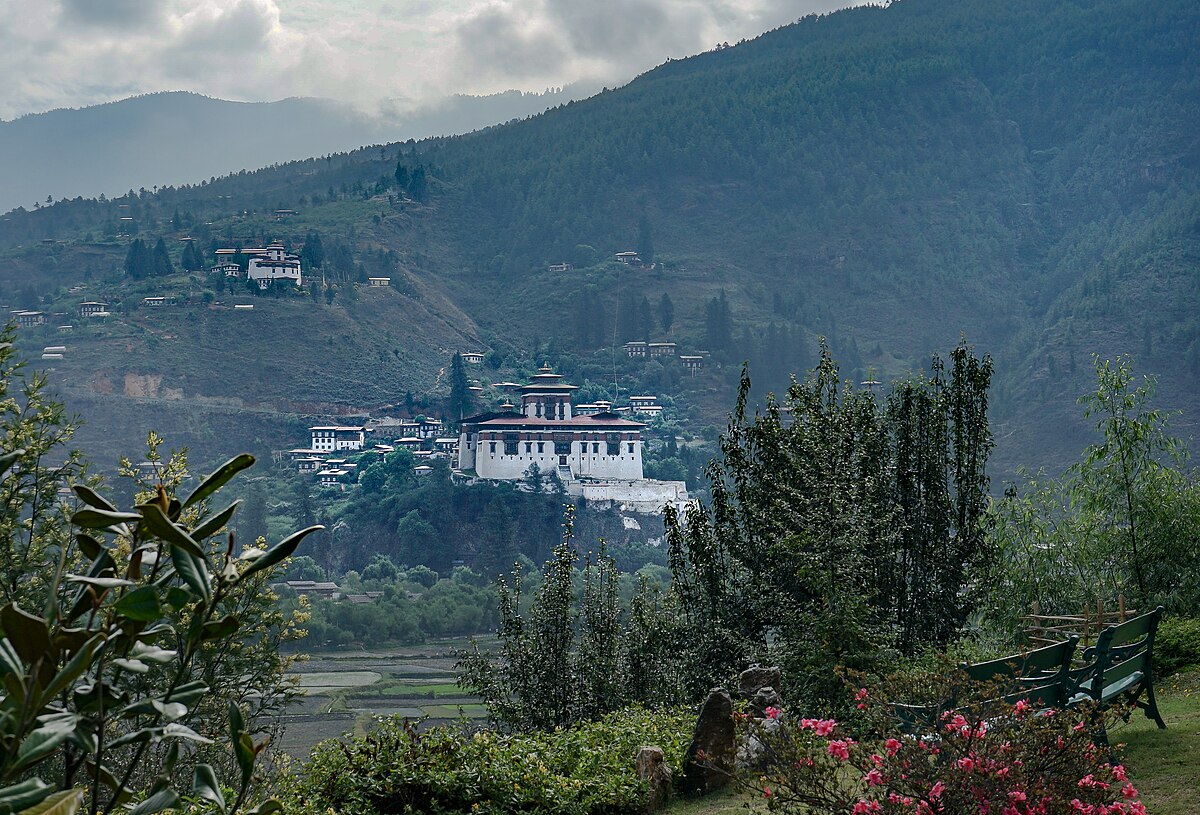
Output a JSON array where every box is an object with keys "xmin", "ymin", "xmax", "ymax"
[{"xmin": 282, "ymin": 706, "xmax": 695, "ymax": 814}]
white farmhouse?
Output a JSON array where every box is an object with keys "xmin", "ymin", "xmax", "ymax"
[
  {"xmin": 310, "ymin": 426, "xmax": 366, "ymax": 452},
  {"xmin": 233, "ymin": 243, "xmax": 302, "ymax": 289}
]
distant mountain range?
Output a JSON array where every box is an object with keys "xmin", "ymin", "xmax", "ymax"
[
  {"xmin": 0, "ymin": 86, "xmax": 601, "ymax": 214},
  {"xmin": 0, "ymin": 0, "xmax": 1196, "ymax": 478}
]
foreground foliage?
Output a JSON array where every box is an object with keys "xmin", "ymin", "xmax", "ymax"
[
  {"xmin": 283, "ymin": 706, "xmax": 695, "ymax": 815},
  {"xmin": 0, "ymin": 330, "xmax": 319, "ymax": 815},
  {"xmin": 738, "ymin": 676, "xmax": 1145, "ymax": 815}
]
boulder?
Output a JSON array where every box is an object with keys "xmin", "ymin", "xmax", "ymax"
[
  {"xmin": 738, "ymin": 665, "xmax": 782, "ymax": 700},
  {"xmin": 681, "ymin": 688, "xmax": 735, "ymax": 795},
  {"xmin": 635, "ymin": 745, "xmax": 672, "ymax": 812}
]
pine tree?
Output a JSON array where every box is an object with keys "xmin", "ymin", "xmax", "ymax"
[
  {"xmin": 152, "ymin": 237, "xmax": 172, "ymax": 277},
  {"xmin": 447, "ymin": 352, "xmax": 472, "ymax": 421},
  {"xmin": 658, "ymin": 293, "xmax": 675, "ymax": 334}
]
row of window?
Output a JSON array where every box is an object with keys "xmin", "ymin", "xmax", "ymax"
[{"xmin": 489, "ymin": 441, "xmax": 635, "ymax": 456}]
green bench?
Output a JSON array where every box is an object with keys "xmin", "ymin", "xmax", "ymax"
[
  {"xmin": 1068, "ymin": 605, "xmax": 1166, "ymax": 742},
  {"xmin": 893, "ymin": 607, "xmax": 1166, "ymax": 742}
]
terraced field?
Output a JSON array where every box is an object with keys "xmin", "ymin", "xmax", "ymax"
[{"xmin": 279, "ymin": 638, "xmax": 493, "ymax": 759}]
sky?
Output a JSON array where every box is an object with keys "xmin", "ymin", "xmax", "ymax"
[{"xmin": 0, "ymin": 0, "xmax": 850, "ymax": 121}]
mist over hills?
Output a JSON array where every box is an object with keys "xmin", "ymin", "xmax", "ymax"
[
  {"xmin": 0, "ymin": 85, "xmax": 600, "ymax": 214},
  {"xmin": 0, "ymin": 0, "xmax": 1196, "ymax": 478}
]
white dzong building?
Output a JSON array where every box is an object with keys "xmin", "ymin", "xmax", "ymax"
[{"xmin": 457, "ymin": 366, "xmax": 646, "ymax": 483}]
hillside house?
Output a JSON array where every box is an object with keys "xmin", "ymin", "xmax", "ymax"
[
  {"xmin": 310, "ymin": 426, "xmax": 366, "ymax": 452},
  {"xmin": 413, "ymin": 465, "xmax": 434, "ymax": 477},
  {"xmin": 13, "ymin": 311, "xmax": 46, "ymax": 327},
  {"xmin": 623, "ymin": 341, "xmax": 648, "ymax": 358},
  {"xmin": 143, "ymin": 296, "xmax": 171, "ymax": 307},
  {"xmin": 79, "ymin": 302, "xmax": 108, "ymax": 317},
  {"xmin": 680, "ymin": 355, "xmax": 704, "ymax": 374},
  {"xmin": 648, "ymin": 342, "xmax": 677, "ymax": 358},
  {"xmin": 460, "ymin": 352, "xmax": 485, "ymax": 364},
  {"xmin": 368, "ymin": 277, "xmax": 391, "ymax": 287},
  {"xmin": 216, "ymin": 243, "xmax": 302, "ymax": 289},
  {"xmin": 393, "ymin": 437, "xmax": 423, "ymax": 451},
  {"xmin": 434, "ymin": 437, "xmax": 458, "ymax": 454},
  {"xmin": 547, "ymin": 262, "xmax": 571, "ymax": 272},
  {"xmin": 215, "ymin": 261, "xmax": 242, "ymax": 277},
  {"xmin": 614, "ymin": 251, "xmax": 641, "ymax": 265}
]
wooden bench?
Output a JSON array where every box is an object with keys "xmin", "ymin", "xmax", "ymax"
[
  {"xmin": 1068, "ymin": 605, "xmax": 1166, "ymax": 742},
  {"xmin": 892, "ymin": 637, "xmax": 1079, "ymax": 731}
]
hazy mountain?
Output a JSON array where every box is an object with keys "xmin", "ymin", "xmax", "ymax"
[
  {"xmin": 0, "ymin": 85, "xmax": 600, "ymax": 214},
  {"xmin": 0, "ymin": 0, "xmax": 1195, "ymax": 478}
]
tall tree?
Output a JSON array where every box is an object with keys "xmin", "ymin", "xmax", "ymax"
[
  {"xmin": 152, "ymin": 236, "xmax": 173, "ymax": 277},
  {"xmin": 658, "ymin": 292, "xmax": 675, "ymax": 334},
  {"xmin": 446, "ymin": 351, "xmax": 473, "ymax": 421}
]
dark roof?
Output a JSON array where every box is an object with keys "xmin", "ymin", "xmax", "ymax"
[{"xmin": 469, "ymin": 413, "xmax": 645, "ymax": 430}]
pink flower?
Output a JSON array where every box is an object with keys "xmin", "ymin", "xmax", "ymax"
[
  {"xmin": 815, "ymin": 718, "xmax": 837, "ymax": 736},
  {"xmin": 764, "ymin": 706, "xmax": 782, "ymax": 720},
  {"xmin": 1014, "ymin": 699, "xmax": 1031, "ymax": 715},
  {"xmin": 929, "ymin": 781, "xmax": 945, "ymax": 799},
  {"xmin": 763, "ymin": 787, "xmax": 771, "ymax": 798},
  {"xmin": 866, "ymin": 768, "xmax": 884, "ymax": 786},
  {"xmin": 885, "ymin": 738, "xmax": 902, "ymax": 756},
  {"xmin": 853, "ymin": 802, "xmax": 882, "ymax": 813},
  {"xmin": 827, "ymin": 740, "xmax": 851, "ymax": 761},
  {"xmin": 956, "ymin": 757, "xmax": 975, "ymax": 772}
]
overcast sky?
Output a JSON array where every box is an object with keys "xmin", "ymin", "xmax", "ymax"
[{"xmin": 0, "ymin": 0, "xmax": 850, "ymax": 121}]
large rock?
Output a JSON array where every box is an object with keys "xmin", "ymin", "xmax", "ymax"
[
  {"xmin": 738, "ymin": 665, "xmax": 782, "ymax": 700},
  {"xmin": 635, "ymin": 745, "xmax": 672, "ymax": 812},
  {"xmin": 681, "ymin": 688, "xmax": 735, "ymax": 795}
]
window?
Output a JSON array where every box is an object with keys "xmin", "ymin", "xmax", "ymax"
[
  {"xmin": 607, "ymin": 441, "xmax": 620, "ymax": 456},
  {"xmin": 628, "ymin": 443, "xmax": 635, "ymax": 454},
  {"xmin": 593, "ymin": 442, "xmax": 599, "ymax": 454},
  {"xmin": 489, "ymin": 442, "xmax": 496, "ymax": 454},
  {"xmin": 504, "ymin": 441, "xmax": 518, "ymax": 455},
  {"xmin": 537, "ymin": 442, "xmax": 544, "ymax": 453},
  {"xmin": 554, "ymin": 441, "xmax": 571, "ymax": 455},
  {"xmin": 525, "ymin": 442, "xmax": 532, "ymax": 453}
]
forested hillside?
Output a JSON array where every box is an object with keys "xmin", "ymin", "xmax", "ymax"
[{"xmin": 0, "ymin": 0, "xmax": 1195, "ymax": 476}]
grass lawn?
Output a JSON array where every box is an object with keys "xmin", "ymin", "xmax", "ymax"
[
  {"xmin": 665, "ymin": 668, "xmax": 1200, "ymax": 815},
  {"xmin": 1113, "ymin": 668, "xmax": 1200, "ymax": 815}
]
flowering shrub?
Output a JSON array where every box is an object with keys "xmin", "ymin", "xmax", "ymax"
[{"xmin": 737, "ymin": 681, "xmax": 1146, "ymax": 814}]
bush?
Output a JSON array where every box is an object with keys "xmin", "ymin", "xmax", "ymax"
[
  {"xmin": 283, "ymin": 706, "xmax": 695, "ymax": 814},
  {"xmin": 1155, "ymin": 616, "xmax": 1200, "ymax": 676},
  {"xmin": 736, "ymin": 674, "xmax": 1146, "ymax": 815}
]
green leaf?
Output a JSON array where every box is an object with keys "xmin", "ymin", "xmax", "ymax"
[
  {"xmin": 200, "ymin": 615, "xmax": 239, "ymax": 641},
  {"xmin": 113, "ymin": 587, "xmax": 162, "ymax": 622},
  {"xmin": 183, "ymin": 454, "xmax": 255, "ymax": 510},
  {"xmin": 111, "ymin": 658, "xmax": 150, "ymax": 674},
  {"xmin": 166, "ymin": 680, "xmax": 208, "ymax": 706},
  {"xmin": 0, "ymin": 449, "xmax": 26, "ymax": 477},
  {"xmin": 15, "ymin": 788, "xmax": 83, "ymax": 815},
  {"xmin": 163, "ymin": 587, "xmax": 190, "ymax": 611},
  {"xmin": 0, "ymin": 779, "xmax": 52, "ymax": 812},
  {"xmin": 236, "ymin": 733, "xmax": 256, "ymax": 786},
  {"xmin": 13, "ymin": 713, "xmax": 78, "ymax": 772},
  {"xmin": 126, "ymin": 789, "xmax": 179, "ymax": 815},
  {"xmin": 238, "ymin": 525, "xmax": 324, "ymax": 583},
  {"xmin": 169, "ymin": 546, "xmax": 211, "ymax": 605},
  {"xmin": 191, "ymin": 765, "xmax": 225, "ymax": 813},
  {"xmin": 130, "ymin": 641, "xmax": 175, "ymax": 663},
  {"xmin": 162, "ymin": 723, "xmax": 212, "ymax": 743},
  {"xmin": 41, "ymin": 634, "xmax": 103, "ymax": 703},
  {"xmin": 245, "ymin": 801, "xmax": 283, "ymax": 815},
  {"xmin": 71, "ymin": 485, "xmax": 118, "ymax": 513},
  {"xmin": 138, "ymin": 503, "xmax": 204, "ymax": 558},
  {"xmin": 0, "ymin": 604, "xmax": 52, "ymax": 665},
  {"xmin": 65, "ymin": 551, "xmax": 117, "ymax": 623},
  {"xmin": 70, "ymin": 508, "xmax": 141, "ymax": 530},
  {"xmin": 74, "ymin": 535, "xmax": 102, "ymax": 561},
  {"xmin": 64, "ymin": 576, "xmax": 132, "ymax": 590},
  {"xmin": 190, "ymin": 500, "xmax": 240, "ymax": 543}
]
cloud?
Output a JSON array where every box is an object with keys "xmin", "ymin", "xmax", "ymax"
[{"xmin": 0, "ymin": 0, "xmax": 852, "ymax": 121}]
